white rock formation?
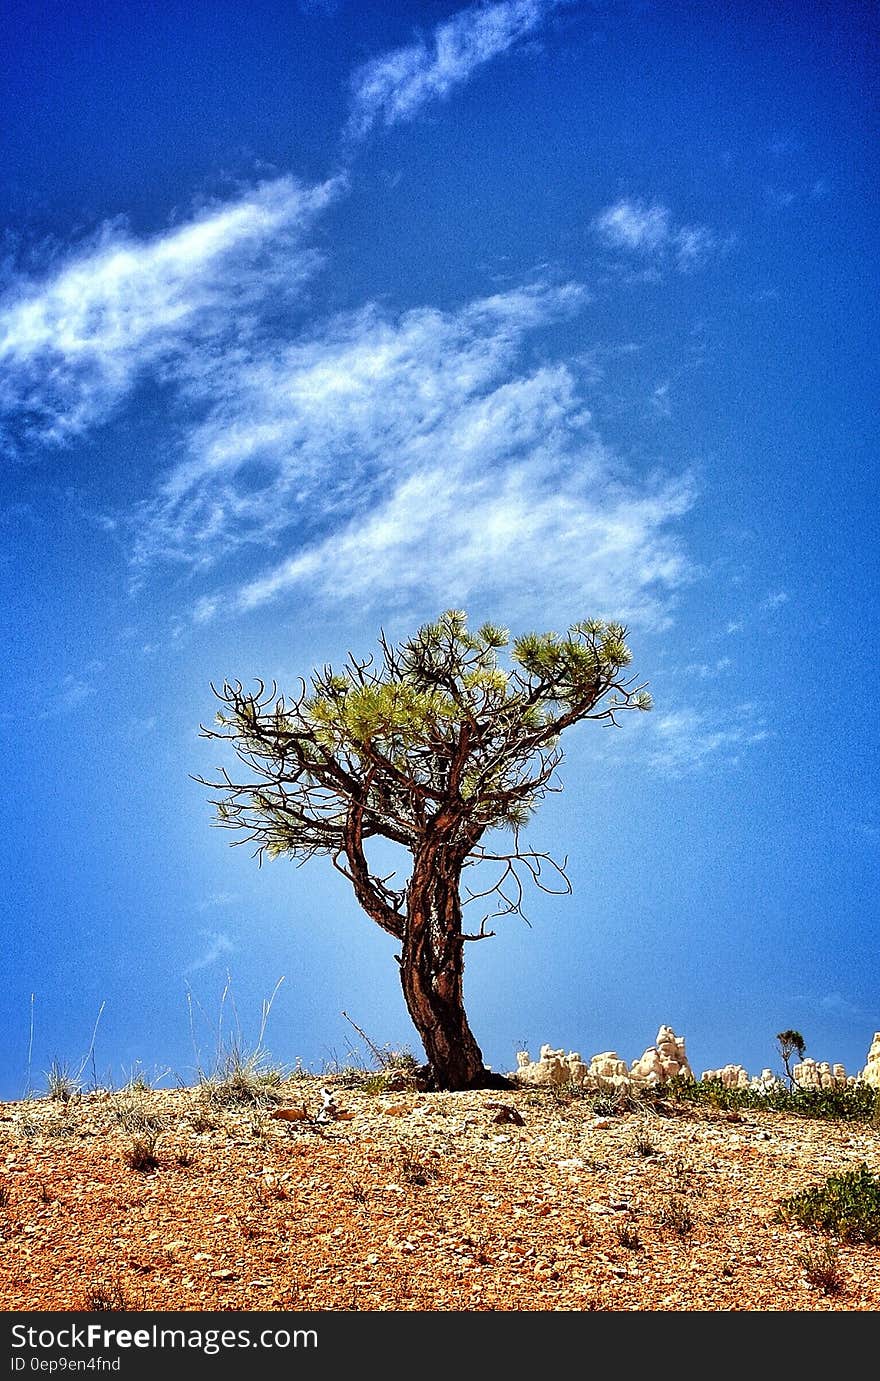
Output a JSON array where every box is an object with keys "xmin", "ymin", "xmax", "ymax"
[
  {"xmin": 630, "ymin": 1025, "xmax": 694, "ymax": 1086},
  {"xmin": 516, "ymin": 1025, "xmax": 693, "ymax": 1090},
  {"xmin": 701, "ymin": 1063, "xmax": 751, "ymax": 1088},
  {"xmin": 515, "ymin": 1045, "xmax": 589, "ymax": 1087},
  {"xmin": 861, "ymin": 1032, "xmax": 880, "ymax": 1089},
  {"xmin": 588, "ymin": 1052, "xmax": 630, "ymax": 1089},
  {"xmin": 792, "ymin": 1058, "xmax": 851, "ymax": 1090},
  {"xmin": 752, "ymin": 1068, "xmax": 783, "ymax": 1093}
]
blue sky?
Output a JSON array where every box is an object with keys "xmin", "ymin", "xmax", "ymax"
[{"xmin": 1, "ymin": 0, "xmax": 877, "ymax": 1097}]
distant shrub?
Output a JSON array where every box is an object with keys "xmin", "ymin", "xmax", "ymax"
[
  {"xmin": 779, "ymin": 1164, "xmax": 880, "ymax": 1244},
  {"xmin": 83, "ymin": 1275, "xmax": 139, "ymax": 1311},
  {"xmin": 200, "ymin": 1046, "xmax": 286, "ymax": 1106},
  {"xmin": 657, "ymin": 1196, "xmax": 695, "ymax": 1237},
  {"xmin": 44, "ymin": 1059, "xmax": 82, "ymax": 1102},
  {"xmin": 663, "ymin": 1077, "xmax": 876, "ymax": 1122},
  {"xmin": 615, "ymin": 1222, "xmax": 642, "ymax": 1250},
  {"xmin": 795, "ymin": 1241, "xmax": 845, "ymax": 1295},
  {"xmin": 124, "ymin": 1135, "xmax": 159, "ymax": 1173}
]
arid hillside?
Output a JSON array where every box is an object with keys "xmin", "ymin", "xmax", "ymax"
[{"xmin": 1, "ymin": 1075, "xmax": 878, "ymax": 1312}]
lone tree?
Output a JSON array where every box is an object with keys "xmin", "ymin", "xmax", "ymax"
[
  {"xmin": 776, "ymin": 1029, "xmax": 807, "ymax": 1089},
  {"xmin": 199, "ymin": 610, "xmax": 651, "ymax": 1090}
]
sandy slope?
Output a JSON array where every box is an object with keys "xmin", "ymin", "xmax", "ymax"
[{"xmin": 1, "ymin": 1077, "xmax": 878, "ymax": 1312}]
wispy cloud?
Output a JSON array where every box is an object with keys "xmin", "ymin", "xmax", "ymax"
[
  {"xmin": 761, "ymin": 590, "xmax": 789, "ymax": 610},
  {"xmin": 237, "ymin": 460, "xmax": 694, "ymax": 627},
  {"xmin": 197, "ymin": 892, "xmax": 238, "ymax": 913},
  {"xmin": 642, "ymin": 702, "xmax": 769, "ymax": 776},
  {"xmin": 684, "ymin": 657, "xmax": 732, "ymax": 679},
  {"xmin": 594, "ymin": 199, "xmax": 720, "ymax": 272},
  {"xmin": 132, "ymin": 281, "xmax": 589, "ymax": 568},
  {"xmin": 39, "ymin": 662, "xmax": 106, "ymax": 719},
  {"xmin": 346, "ymin": 0, "xmax": 561, "ymax": 140},
  {"xmin": 0, "ymin": 175, "xmax": 341, "ymax": 446},
  {"xmin": 124, "ymin": 275, "xmax": 696, "ymax": 627},
  {"xmin": 184, "ymin": 929, "xmax": 235, "ymax": 974}
]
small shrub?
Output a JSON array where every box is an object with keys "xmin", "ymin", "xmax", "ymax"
[
  {"xmin": 44, "ymin": 1059, "xmax": 81, "ymax": 1102},
  {"xmin": 124, "ymin": 1135, "xmax": 159, "ymax": 1173},
  {"xmin": 397, "ymin": 1151, "xmax": 439, "ymax": 1187},
  {"xmin": 200, "ymin": 1046, "xmax": 286, "ymax": 1107},
  {"xmin": 549, "ymin": 1080, "xmax": 596, "ymax": 1105},
  {"xmin": 796, "ymin": 1241, "xmax": 844, "ymax": 1295},
  {"xmin": 657, "ymin": 1196, "xmax": 694, "ymax": 1236},
  {"xmin": 83, "ymin": 1276, "xmax": 136, "ymax": 1311},
  {"xmin": 633, "ymin": 1131, "xmax": 657, "ymax": 1158},
  {"xmin": 189, "ymin": 1107, "xmax": 222, "ymax": 1134},
  {"xmin": 174, "ymin": 1150, "xmax": 195, "ymax": 1168},
  {"xmin": 615, "ymin": 1222, "xmax": 642, "ymax": 1250},
  {"xmin": 111, "ymin": 1093, "xmax": 164, "ymax": 1138},
  {"xmin": 0, "ymin": 1181, "xmax": 10, "ymax": 1209},
  {"xmin": 778, "ymin": 1164, "xmax": 880, "ymax": 1244},
  {"xmin": 590, "ymin": 1088, "xmax": 636, "ymax": 1117},
  {"xmin": 665, "ymin": 1077, "xmax": 877, "ymax": 1122}
]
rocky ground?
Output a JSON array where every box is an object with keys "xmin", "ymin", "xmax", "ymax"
[{"xmin": 1, "ymin": 1074, "xmax": 878, "ymax": 1312}]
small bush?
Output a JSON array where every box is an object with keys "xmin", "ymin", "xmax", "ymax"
[
  {"xmin": 111, "ymin": 1093, "xmax": 164, "ymax": 1138},
  {"xmin": 397, "ymin": 1152, "xmax": 439, "ymax": 1187},
  {"xmin": 796, "ymin": 1241, "xmax": 845, "ymax": 1295},
  {"xmin": 664, "ymin": 1077, "xmax": 877, "ymax": 1122},
  {"xmin": 615, "ymin": 1222, "xmax": 642, "ymax": 1250},
  {"xmin": 124, "ymin": 1135, "xmax": 159, "ymax": 1173},
  {"xmin": 83, "ymin": 1276, "xmax": 136, "ymax": 1311},
  {"xmin": 657, "ymin": 1197, "xmax": 695, "ymax": 1236},
  {"xmin": 779, "ymin": 1164, "xmax": 880, "ymax": 1244},
  {"xmin": 44, "ymin": 1059, "xmax": 81, "ymax": 1102},
  {"xmin": 633, "ymin": 1131, "xmax": 657, "ymax": 1158},
  {"xmin": 200, "ymin": 1047, "xmax": 286, "ymax": 1107},
  {"xmin": 0, "ymin": 1180, "xmax": 10, "ymax": 1209}
]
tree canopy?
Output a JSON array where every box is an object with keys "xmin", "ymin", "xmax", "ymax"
[{"xmin": 199, "ymin": 610, "xmax": 651, "ymax": 1088}]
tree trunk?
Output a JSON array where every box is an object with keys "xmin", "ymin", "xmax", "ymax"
[{"xmin": 401, "ymin": 840, "xmax": 505, "ymax": 1091}]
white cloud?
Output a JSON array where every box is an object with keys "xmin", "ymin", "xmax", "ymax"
[
  {"xmin": 594, "ymin": 199, "xmax": 719, "ymax": 272},
  {"xmin": 651, "ymin": 380, "xmax": 672, "ymax": 417},
  {"xmin": 237, "ymin": 460, "xmax": 694, "ymax": 626},
  {"xmin": 133, "ymin": 281, "xmax": 588, "ymax": 568},
  {"xmin": 0, "ymin": 176, "xmax": 341, "ymax": 444},
  {"xmin": 818, "ymin": 992, "xmax": 863, "ymax": 1017},
  {"xmin": 643, "ymin": 702, "xmax": 769, "ymax": 776},
  {"xmin": 184, "ymin": 929, "xmax": 235, "ymax": 973},
  {"xmin": 197, "ymin": 892, "xmax": 238, "ymax": 912},
  {"xmin": 118, "ymin": 275, "xmax": 695, "ymax": 628},
  {"xmin": 346, "ymin": 0, "xmax": 560, "ymax": 140},
  {"xmin": 39, "ymin": 663, "xmax": 106, "ymax": 719},
  {"xmin": 761, "ymin": 590, "xmax": 789, "ymax": 610},
  {"xmin": 595, "ymin": 201, "xmax": 672, "ymax": 253},
  {"xmin": 684, "ymin": 657, "xmax": 732, "ymax": 678}
]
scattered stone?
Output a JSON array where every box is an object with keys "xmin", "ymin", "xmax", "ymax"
[{"xmin": 489, "ymin": 1104, "xmax": 524, "ymax": 1126}]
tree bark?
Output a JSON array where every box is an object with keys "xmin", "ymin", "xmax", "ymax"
[{"xmin": 400, "ymin": 839, "xmax": 504, "ymax": 1091}]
